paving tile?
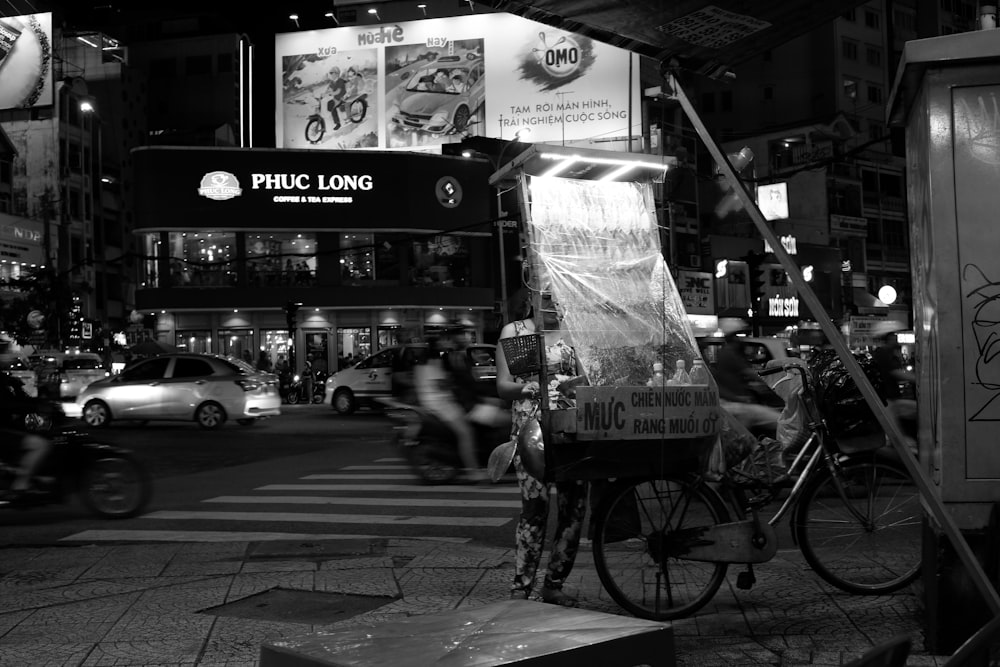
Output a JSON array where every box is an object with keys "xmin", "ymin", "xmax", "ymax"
[
  {"xmin": 20, "ymin": 593, "xmax": 142, "ymax": 625},
  {"xmin": 161, "ymin": 559, "xmax": 244, "ymax": 576},
  {"xmin": 198, "ymin": 615, "xmax": 310, "ymax": 665},
  {"xmin": 82, "ymin": 638, "xmax": 204, "ymax": 666},
  {"xmin": 102, "ymin": 611, "xmax": 216, "ymax": 642},
  {"xmin": 130, "ymin": 583, "xmax": 232, "ymax": 615},
  {"xmin": 239, "ymin": 559, "xmax": 317, "ymax": 573},
  {"xmin": 396, "ymin": 567, "xmax": 483, "ymax": 597},
  {"xmin": 313, "ymin": 567, "xmax": 398, "ymax": 597},
  {"xmin": 317, "ymin": 555, "xmax": 394, "ymax": 570},
  {"xmin": 223, "ymin": 572, "xmax": 316, "ymax": 603},
  {"xmin": 2, "ymin": 619, "xmax": 117, "ymax": 645},
  {"xmin": 0, "ymin": 641, "xmax": 96, "ymax": 666}
]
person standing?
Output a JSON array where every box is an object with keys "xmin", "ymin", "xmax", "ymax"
[
  {"xmin": 872, "ymin": 326, "xmax": 917, "ymax": 448},
  {"xmin": 495, "ymin": 290, "xmax": 588, "ymax": 606}
]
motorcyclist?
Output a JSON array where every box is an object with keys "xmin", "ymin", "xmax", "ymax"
[
  {"xmin": 414, "ymin": 326, "xmax": 487, "ymax": 483},
  {"xmin": 0, "ymin": 373, "xmax": 53, "ymax": 500}
]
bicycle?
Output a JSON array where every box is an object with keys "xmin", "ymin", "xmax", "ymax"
[
  {"xmin": 589, "ymin": 361, "xmax": 922, "ymax": 621},
  {"xmin": 304, "ymin": 90, "xmax": 369, "ymax": 144}
]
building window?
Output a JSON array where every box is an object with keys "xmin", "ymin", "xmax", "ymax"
[
  {"xmin": 167, "ymin": 231, "xmax": 237, "ymax": 287},
  {"xmin": 866, "ymin": 45, "xmax": 881, "ymax": 67},
  {"xmin": 176, "ymin": 330, "xmax": 212, "ymax": 355},
  {"xmin": 246, "ymin": 232, "xmax": 317, "ymax": 287},
  {"xmin": 841, "ymin": 39, "xmax": 858, "ymax": 60},
  {"xmin": 408, "ymin": 235, "xmax": 470, "ymax": 287},
  {"xmin": 260, "ymin": 330, "xmax": 290, "ymax": 371},
  {"xmin": 139, "ymin": 232, "xmax": 162, "ymax": 288},
  {"xmin": 340, "ymin": 233, "xmax": 375, "ymax": 282},
  {"xmin": 843, "ymin": 77, "xmax": 859, "ymax": 101},
  {"xmin": 865, "ymin": 8, "xmax": 880, "ymax": 29},
  {"xmin": 867, "ymin": 84, "xmax": 883, "ymax": 104},
  {"xmin": 842, "ymin": 8, "xmax": 856, "ymax": 21}
]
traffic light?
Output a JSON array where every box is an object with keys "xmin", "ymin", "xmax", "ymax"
[
  {"xmin": 746, "ymin": 251, "xmax": 767, "ymax": 311},
  {"xmin": 284, "ymin": 301, "xmax": 301, "ymax": 330}
]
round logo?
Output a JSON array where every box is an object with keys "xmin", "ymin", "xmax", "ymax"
[
  {"xmin": 435, "ymin": 177, "xmax": 462, "ymax": 209},
  {"xmin": 26, "ymin": 310, "xmax": 45, "ymax": 329},
  {"xmin": 533, "ymin": 32, "xmax": 581, "ymax": 79}
]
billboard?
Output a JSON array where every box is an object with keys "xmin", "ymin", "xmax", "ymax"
[
  {"xmin": 757, "ymin": 181, "xmax": 788, "ymax": 221},
  {"xmin": 275, "ymin": 13, "xmax": 641, "ymax": 150},
  {"xmin": 0, "ymin": 12, "xmax": 53, "ymax": 110}
]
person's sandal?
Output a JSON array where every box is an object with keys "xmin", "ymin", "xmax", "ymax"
[
  {"xmin": 509, "ymin": 590, "xmax": 530, "ymax": 600},
  {"xmin": 541, "ymin": 587, "xmax": 578, "ymax": 607}
]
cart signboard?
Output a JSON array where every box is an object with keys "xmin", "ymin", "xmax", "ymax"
[{"xmin": 575, "ymin": 385, "xmax": 719, "ymax": 440}]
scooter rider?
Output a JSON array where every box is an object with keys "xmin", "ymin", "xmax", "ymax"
[
  {"xmin": 0, "ymin": 373, "xmax": 52, "ymax": 501},
  {"xmin": 414, "ymin": 327, "xmax": 487, "ymax": 483},
  {"xmin": 324, "ymin": 65, "xmax": 348, "ymax": 131}
]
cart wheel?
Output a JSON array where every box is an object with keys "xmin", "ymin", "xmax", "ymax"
[{"xmin": 592, "ymin": 476, "xmax": 730, "ymax": 620}]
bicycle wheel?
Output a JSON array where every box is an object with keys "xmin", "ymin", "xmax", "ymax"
[
  {"xmin": 592, "ymin": 476, "xmax": 730, "ymax": 620},
  {"xmin": 794, "ymin": 457, "xmax": 921, "ymax": 594}
]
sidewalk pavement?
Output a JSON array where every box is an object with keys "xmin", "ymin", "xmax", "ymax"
[{"xmin": 0, "ymin": 537, "xmax": 949, "ymax": 667}]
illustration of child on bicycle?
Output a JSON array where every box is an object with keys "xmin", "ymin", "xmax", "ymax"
[{"xmin": 324, "ymin": 65, "xmax": 348, "ymax": 131}]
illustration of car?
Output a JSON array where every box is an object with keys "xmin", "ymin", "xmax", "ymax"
[{"xmin": 387, "ymin": 55, "xmax": 484, "ymax": 136}]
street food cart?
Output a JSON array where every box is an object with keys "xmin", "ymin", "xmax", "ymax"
[{"xmin": 491, "ymin": 146, "xmax": 722, "ymax": 484}]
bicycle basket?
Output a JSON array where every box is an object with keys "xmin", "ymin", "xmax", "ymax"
[{"xmin": 501, "ymin": 334, "xmax": 542, "ymax": 376}]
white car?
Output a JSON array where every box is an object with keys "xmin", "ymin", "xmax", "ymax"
[
  {"xmin": 326, "ymin": 343, "xmax": 497, "ymax": 415},
  {"xmin": 78, "ymin": 353, "xmax": 281, "ymax": 429},
  {"xmin": 32, "ymin": 351, "xmax": 108, "ymax": 401}
]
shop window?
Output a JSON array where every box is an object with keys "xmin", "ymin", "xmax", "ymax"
[
  {"xmin": 176, "ymin": 330, "xmax": 212, "ymax": 354},
  {"xmin": 218, "ymin": 328, "xmax": 254, "ymax": 363},
  {"xmin": 408, "ymin": 234, "xmax": 470, "ymax": 287},
  {"xmin": 337, "ymin": 327, "xmax": 371, "ymax": 363},
  {"xmin": 261, "ymin": 330, "xmax": 291, "ymax": 371},
  {"xmin": 139, "ymin": 232, "xmax": 162, "ymax": 288},
  {"xmin": 167, "ymin": 231, "xmax": 237, "ymax": 287},
  {"xmin": 246, "ymin": 232, "xmax": 317, "ymax": 287},
  {"xmin": 340, "ymin": 233, "xmax": 375, "ymax": 282}
]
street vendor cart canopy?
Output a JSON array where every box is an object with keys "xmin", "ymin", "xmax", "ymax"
[{"xmin": 484, "ymin": 0, "xmax": 872, "ymax": 79}]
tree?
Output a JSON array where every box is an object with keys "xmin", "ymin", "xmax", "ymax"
[{"xmin": 0, "ymin": 269, "xmax": 81, "ymax": 348}]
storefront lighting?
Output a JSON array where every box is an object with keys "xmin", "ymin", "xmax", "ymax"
[
  {"xmin": 715, "ymin": 259, "xmax": 728, "ymax": 278},
  {"xmin": 878, "ymin": 284, "xmax": 898, "ymax": 305},
  {"xmin": 802, "ymin": 265, "xmax": 814, "ymax": 282},
  {"xmin": 368, "ymin": 8, "xmax": 381, "ymax": 21},
  {"xmin": 540, "ymin": 158, "xmax": 578, "ymax": 178},
  {"xmin": 80, "ymin": 99, "xmax": 95, "ymax": 113},
  {"xmin": 289, "ymin": 13, "xmax": 300, "ymax": 28}
]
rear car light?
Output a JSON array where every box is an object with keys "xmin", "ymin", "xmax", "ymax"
[{"xmin": 235, "ymin": 379, "xmax": 260, "ymax": 392}]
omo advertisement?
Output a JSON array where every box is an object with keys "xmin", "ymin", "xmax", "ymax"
[
  {"xmin": 275, "ymin": 13, "xmax": 641, "ymax": 150},
  {"xmin": 0, "ymin": 12, "xmax": 52, "ymax": 110}
]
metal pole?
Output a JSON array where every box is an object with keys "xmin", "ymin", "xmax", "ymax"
[{"xmin": 668, "ymin": 71, "xmax": 1000, "ymax": 616}]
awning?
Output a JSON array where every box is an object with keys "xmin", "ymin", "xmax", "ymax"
[{"xmin": 484, "ymin": 1, "xmax": 872, "ymax": 79}]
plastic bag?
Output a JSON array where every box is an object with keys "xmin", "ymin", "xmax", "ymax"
[
  {"xmin": 706, "ymin": 407, "xmax": 758, "ymax": 478},
  {"xmin": 762, "ymin": 359, "xmax": 810, "ymax": 453}
]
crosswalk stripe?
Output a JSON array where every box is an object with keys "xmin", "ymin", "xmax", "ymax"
[
  {"xmin": 60, "ymin": 530, "xmax": 470, "ymax": 543},
  {"xmin": 257, "ymin": 484, "xmax": 521, "ymax": 494},
  {"xmin": 143, "ymin": 510, "xmax": 511, "ymax": 526},
  {"xmin": 206, "ymin": 495, "xmax": 521, "ymax": 508}
]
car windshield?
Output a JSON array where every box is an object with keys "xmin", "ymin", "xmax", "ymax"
[
  {"xmin": 404, "ymin": 66, "xmax": 469, "ymax": 94},
  {"xmin": 64, "ymin": 357, "xmax": 104, "ymax": 370}
]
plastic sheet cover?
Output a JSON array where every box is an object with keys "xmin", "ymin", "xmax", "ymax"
[{"xmin": 525, "ymin": 175, "xmax": 703, "ymax": 387}]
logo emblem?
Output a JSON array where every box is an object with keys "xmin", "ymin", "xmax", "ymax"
[
  {"xmin": 519, "ymin": 31, "xmax": 595, "ymax": 90},
  {"xmin": 436, "ymin": 177, "xmax": 462, "ymax": 209},
  {"xmin": 198, "ymin": 171, "xmax": 243, "ymax": 201}
]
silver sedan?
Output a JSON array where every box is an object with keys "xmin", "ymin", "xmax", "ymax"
[{"xmin": 78, "ymin": 353, "xmax": 281, "ymax": 430}]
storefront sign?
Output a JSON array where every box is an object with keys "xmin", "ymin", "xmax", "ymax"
[
  {"xmin": 274, "ymin": 13, "xmax": 640, "ymax": 150},
  {"xmin": 763, "ymin": 234, "xmax": 797, "ymax": 255},
  {"xmin": 133, "ymin": 147, "xmax": 490, "ymax": 231},
  {"xmin": 576, "ymin": 386, "xmax": 720, "ymax": 440},
  {"xmin": 677, "ymin": 270, "xmax": 714, "ymax": 315},
  {"xmin": 768, "ymin": 296, "xmax": 799, "ymax": 317}
]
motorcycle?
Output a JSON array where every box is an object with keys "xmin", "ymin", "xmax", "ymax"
[
  {"xmin": 1, "ymin": 398, "xmax": 152, "ymax": 518},
  {"xmin": 305, "ymin": 91, "xmax": 369, "ymax": 144},
  {"xmin": 380, "ymin": 395, "xmax": 512, "ymax": 484},
  {"xmin": 311, "ymin": 370, "xmax": 328, "ymax": 404},
  {"xmin": 278, "ymin": 369, "xmax": 303, "ymax": 404}
]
